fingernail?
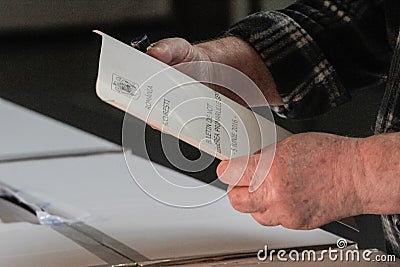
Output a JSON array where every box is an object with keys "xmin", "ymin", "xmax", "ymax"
[
  {"xmin": 148, "ymin": 42, "xmax": 165, "ymax": 52},
  {"xmin": 148, "ymin": 42, "xmax": 156, "ymax": 49},
  {"xmin": 147, "ymin": 42, "xmax": 172, "ymax": 64}
]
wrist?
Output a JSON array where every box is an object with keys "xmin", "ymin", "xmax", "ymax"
[
  {"xmin": 356, "ymin": 134, "xmax": 400, "ymax": 214},
  {"xmin": 334, "ymin": 136, "xmax": 366, "ymax": 216}
]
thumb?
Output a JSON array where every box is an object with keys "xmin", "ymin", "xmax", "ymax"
[
  {"xmin": 147, "ymin": 38, "xmax": 195, "ymax": 65},
  {"xmin": 217, "ymin": 144, "xmax": 275, "ymax": 190},
  {"xmin": 217, "ymin": 154, "xmax": 260, "ymax": 187}
]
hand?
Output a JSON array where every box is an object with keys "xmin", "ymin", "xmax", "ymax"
[
  {"xmin": 147, "ymin": 38, "xmax": 210, "ymax": 65},
  {"xmin": 216, "ymin": 132, "xmax": 366, "ymax": 230},
  {"xmin": 147, "ymin": 36, "xmax": 283, "ymax": 105}
]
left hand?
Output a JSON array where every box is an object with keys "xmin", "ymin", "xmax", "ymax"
[{"xmin": 217, "ymin": 132, "xmax": 366, "ymax": 230}]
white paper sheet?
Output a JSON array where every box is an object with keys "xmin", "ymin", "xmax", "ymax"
[
  {"xmin": 0, "ymin": 153, "xmax": 341, "ymax": 261},
  {"xmin": 0, "ymin": 98, "xmax": 120, "ymax": 161},
  {"xmin": 95, "ymin": 32, "xmax": 291, "ymax": 160}
]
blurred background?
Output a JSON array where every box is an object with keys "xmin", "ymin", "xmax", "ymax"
[{"xmin": 0, "ymin": 0, "xmax": 385, "ymax": 250}]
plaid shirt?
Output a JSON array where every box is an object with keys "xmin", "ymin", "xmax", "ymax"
[{"xmin": 228, "ymin": 0, "xmax": 400, "ymax": 256}]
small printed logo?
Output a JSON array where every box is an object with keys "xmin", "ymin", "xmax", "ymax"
[
  {"xmin": 336, "ymin": 238, "xmax": 347, "ymax": 249},
  {"xmin": 111, "ymin": 74, "xmax": 140, "ymax": 100}
]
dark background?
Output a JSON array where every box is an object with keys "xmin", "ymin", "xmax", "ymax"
[{"xmin": 0, "ymin": 0, "xmax": 385, "ymax": 251}]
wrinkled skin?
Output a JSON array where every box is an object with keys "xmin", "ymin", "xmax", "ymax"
[
  {"xmin": 147, "ymin": 36, "xmax": 400, "ymax": 229},
  {"xmin": 147, "ymin": 37, "xmax": 282, "ymax": 106},
  {"xmin": 217, "ymin": 132, "xmax": 365, "ymax": 230}
]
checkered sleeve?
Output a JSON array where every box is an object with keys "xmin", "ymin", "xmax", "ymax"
[{"xmin": 227, "ymin": 0, "xmax": 389, "ymax": 119}]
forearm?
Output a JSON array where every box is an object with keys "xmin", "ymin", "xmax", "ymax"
[
  {"xmin": 194, "ymin": 37, "xmax": 283, "ymax": 105},
  {"xmin": 357, "ymin": 133, "xmax": 400, "ymax": 214}
]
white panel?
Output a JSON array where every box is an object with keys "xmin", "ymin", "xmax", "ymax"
[
  {"xmin": 0, "ymin": 223, "xmax": 105, "ymax": 267},
  {"xmin": 0, "ymin": 98, "xmax": 119, "ymax": 161},
  {"xmin": 0, "ymin": 153, "xmax": 341, "ymax": 261}
]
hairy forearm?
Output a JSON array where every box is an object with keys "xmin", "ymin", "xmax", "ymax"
[
  {"xmin": 195, "ymin": 37, "xmax": 283, "ymax": 105},
  {"xmin": 357, "ymin": 133, "xmax": 400, "ymax": 214}
]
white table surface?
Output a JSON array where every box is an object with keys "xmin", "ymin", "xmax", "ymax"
[
  {"xmin": 0, "ymin": 152, "xmax": 341, "ymax": 265},
  {"xmin": 0, "ymin": 222, "xmax": 106, "ymax": 267},
  {"xmin": 0, "ymin": 98, "xmax": 120, "ymax": 161}
]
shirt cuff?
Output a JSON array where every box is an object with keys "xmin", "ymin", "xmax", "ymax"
[{"xmin": 226, "ymin": 11, "xmax": 350, "ymax": 119}]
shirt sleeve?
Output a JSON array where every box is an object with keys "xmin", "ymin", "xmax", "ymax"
[{"xmin": 226, "ymin": 0, "xmax": 392, "ymax": 119}]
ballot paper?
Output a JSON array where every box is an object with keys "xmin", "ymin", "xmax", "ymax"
[{"xmin": 95, "ymin": 31, "xmax": 291, "ymax": 160}]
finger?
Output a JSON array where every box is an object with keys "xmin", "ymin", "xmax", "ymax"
[
  {"xmin": 227, "ymin": 186, "xmax": 267, "ymax": 213},
  {"xmin": 217, "ymin": 154, "xmax": 259, "ymax": 186},
  {"xmin": 251, "ymin": 210, "xmax": 279, "ymax": 227},
  {"xmin": 147, "ymin": 38, "xmax": 194, "ymax": 65},
  {"xmin": 249, "ymin": 144, "xmax": 275, "ymax": 192}
]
